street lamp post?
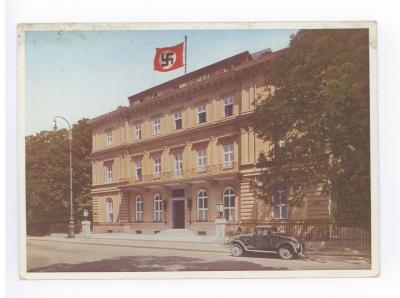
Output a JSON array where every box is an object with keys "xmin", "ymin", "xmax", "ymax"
[{"xmin": 53, "ymin": 116, "xmax": 75, "ymax": 238}]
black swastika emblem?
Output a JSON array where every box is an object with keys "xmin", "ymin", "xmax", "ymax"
[{"xmin": 159, "ymin": 51, "xmax": 177, "ymax": 69}]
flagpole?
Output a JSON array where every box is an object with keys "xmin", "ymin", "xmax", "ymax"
[{"xmin": 184, "ymin": 35, "xmax": 187, "ymax": 74}]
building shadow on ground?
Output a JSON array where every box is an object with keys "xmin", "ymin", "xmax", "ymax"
[{"xmin": 28, "ymin": 255, "xmax": 288, "ymax": 272}]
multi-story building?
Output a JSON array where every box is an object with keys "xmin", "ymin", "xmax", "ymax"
[{"xmin": 88, "ymin": 48, "xmax": 331, "ymax": 235}]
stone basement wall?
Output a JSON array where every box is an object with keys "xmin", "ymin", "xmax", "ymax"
[{"xmin": 92, "ymin": 221, "xmax": 216, "ymax": 236}]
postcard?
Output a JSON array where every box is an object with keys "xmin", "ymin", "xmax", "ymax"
[{"xmin": 18, "ymin": 22, "xmax": 379, "ymax": 279}]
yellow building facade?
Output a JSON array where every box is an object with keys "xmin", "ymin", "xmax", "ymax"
[{"xmin": 88, "ymin": 49, "xmax": 330, "ymax": 235}]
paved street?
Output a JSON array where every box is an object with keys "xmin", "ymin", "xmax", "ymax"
[{"xmin": 26, "ymin": 236, "xmax": 371, "ymax": 272}]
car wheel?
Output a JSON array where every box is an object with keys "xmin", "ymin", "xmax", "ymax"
[
  {"xmin": 278, "ymin": 245, "xmax": 294, "ymax": 260},
  {"xmin": 231, "ymin": 244, "xmax": 244, "ymax": 257}
]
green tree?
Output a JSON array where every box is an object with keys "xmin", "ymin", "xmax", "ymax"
[
  {"xmin": 254, "ymin": 29, "xmax": 370, "ymax": 223},
  {"xmin": 26, "ymin": 118, "xmax": 92, "ymax": 226}
]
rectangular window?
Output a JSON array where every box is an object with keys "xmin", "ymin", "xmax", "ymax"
[
  {"xmin": 105, "ymin": 129, "xmax": 113, "ymax": 145},
  {"xmin": 197, "ymin": 105, "xmax": 207, "ymax": 124},
  {"xmin": 197, "ymin": 191, "xmax": 208, "ymax": 221},
  {"xmin": 135, "ymin": 197, "xmax": 143, "ymax": 222},
  {"xmin": 153, "ymin": 156, "xmax": 161, "ymax": 177},
  {"xmin": 197, "ymin": 148, "xmax": 207, "ymax": 172},
  {"xmin": 153, "ymin": 195, "xmax": 163, "ymax": 222},
  {"xmin": 174, "ymin": 153, "xmax": 183, "ymax": 176},
  {"xmin": 223, "ymin": 144, "xmax": 234, "ymax": 169},
  {"xmin": 224, "ymin": 96, "xmax": 234, "ymax": 117},
  {"xmin": 174, "ymin": 112, "xmax": 182, "ymax": 130},
  {"xmin": 196, "ymin": 74, "xmax": 210, "ymax": 82},
  {"xmin": 106, "ymin": 164, "xmax": 113, "ymax": 183},
  {"xmin": 153, "ymin": 118, "xmax": 161, "ymax": 135},
  {"xmin": 106, "ymin": 199, "xmax": 113, "ymax": 222},
  {"xmin": 135, "ymin": 160, "xmax": 142, "ymax": 181},
  {"xmin": 273, "ymin": 188, "xmax": 289, "ymax": 219},
  {"xmin": 135, "ymin": 123, "xmax": 142, "ymax": 140}
]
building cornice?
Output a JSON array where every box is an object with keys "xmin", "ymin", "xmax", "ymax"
[{"xmin": 87, "ymin": 48, "xmax": 287, "ymax": 128}]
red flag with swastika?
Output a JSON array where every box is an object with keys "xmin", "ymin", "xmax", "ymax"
[{"xmin": 154, "ymin": 42, "xmax": 184, "ymax": 72}]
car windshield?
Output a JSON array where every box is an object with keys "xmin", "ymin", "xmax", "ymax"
[{"xmin": 255, "ymin": 228, "xmax": 270, "ymax": 236}]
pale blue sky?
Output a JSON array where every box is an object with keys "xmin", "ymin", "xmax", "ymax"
[{"xmin": 25, "ymin": 29, "xmax": 297, "ymax": 135}]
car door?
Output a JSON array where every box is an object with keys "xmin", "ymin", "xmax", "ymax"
[
  {"xmin": 270, "ymin": 230, "xmax": 284, "ymax": 250},
  {"xmin": 254, "ymin": 230, "xmax": 272, "ymax": 250}
]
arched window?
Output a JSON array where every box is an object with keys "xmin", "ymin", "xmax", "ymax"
[
  {"xmin": 106, "ymin": 197, "xmax": 113, "ymax": 222},
  {"xmin": 223, "ymin": 187, "xmax": 235, "ymax": 221},
  {"xmin": 153, "ymin": 193, "xmax": 163, "ymax": 222},
  {"xmin": 197, "ymin": 190, "xmax": 208, "ymax": 221},
  {"xmin": 135, "ymin": 196, "xmax": 144, "ymax": 222}
]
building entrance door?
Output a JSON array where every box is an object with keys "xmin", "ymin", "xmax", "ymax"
[{"xmin": 172, "ymin": 200, "xmax": 185, "ymax": 229}]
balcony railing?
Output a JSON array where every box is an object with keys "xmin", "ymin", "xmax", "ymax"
[{"xmin": 120, "ymin": 162, "xmax": 238, "ymax": 185}]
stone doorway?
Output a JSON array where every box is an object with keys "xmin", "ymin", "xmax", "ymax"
[{"xmin": 172, "ymin": 200, "xmax": 185, "ymax": 229}]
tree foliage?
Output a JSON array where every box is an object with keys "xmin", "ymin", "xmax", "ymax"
[
  {"xmin": 26, "ymin": 118, "xmax": 92, "ymax": 224},
  {"xmin": 254, "ymin": 29, "xmax": 370, "ymax": 223}
]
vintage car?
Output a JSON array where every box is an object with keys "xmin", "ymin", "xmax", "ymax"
[{"xmin": 230, "ymin": 225, "xmax": 304, "ymax": 259}]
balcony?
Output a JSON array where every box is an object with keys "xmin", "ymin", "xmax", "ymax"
[{"xmin": 119, "ymin": 163, "xmax": 239, "ymax": 187}]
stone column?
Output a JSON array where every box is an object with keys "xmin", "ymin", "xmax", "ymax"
[
  {"xmin": 81, "ymin": 220, "xmax": 91, "ymax": 237},
  {"xmin": 215, "ymin": 218, "xmax": 227, "ymax": 244}
]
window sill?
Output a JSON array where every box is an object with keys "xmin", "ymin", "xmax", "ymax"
[{"xmin": 223, "ymin": 166, "xmax": 234, "ymax": 170}]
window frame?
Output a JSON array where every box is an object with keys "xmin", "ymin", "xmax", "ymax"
[
  {"xmin": 153, "ymin": 156, "xmax": 161, "ymax": 177},
  {"xmin": 174, "ymin": 153, "xmax": 183, "ymax": 176},
  {"xmin": 135, "ymin": 160, "xmax": 142, "ymax": 181},
  {"xmin": 153, "ymin": 118, "xmax": 161, "ymax": 135},
  {"xmin": 174, "ymin": 112, "xmax": 182, "ymax": 130},
  {"xmin": 105, "ymin": 164, "xmax": 113, "ymax": 183},
  {"xmin": 197, "ymin": 148, "xmax": 207, "ymax": 172},
  {"xmin": 105, "ymin": 129, "xmax": 113, "ymax": 145},
  {"xmin": 197, "ymin": 105, "xmax": 207, "ymax": 124},
  {"xmin": 224, "ymin": 96, "xmax": 234, "ymax": 117},
  {"xmin": 197, "ymin": 189, "xmax": 209, "ymax": 221},
  {"xmin": 135, "ymin": 195, "xmax": 144, "ymax": 222},
  {"xmin": 273, "ymin": 189, "xmax": 289, "ymax": 219},
  {"xmin": 153, "ymin": 193, "xmax": 163, "ymax": 222},
  {"xmin": 223, "ymin": 187, "xmax": 235, "ymax": 221},
  {"xmin": 223, "ymin": 143, "xmax": 234, "ymax": 169},
  {"xmin": 106, "ymin": 197, "xmax": 113, "ymax": 222},
  {"xmin": 135, "ymin": 123, "xmax": 142, "ymax": 140}
]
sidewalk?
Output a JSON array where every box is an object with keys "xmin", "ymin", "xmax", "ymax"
[
  {"xmin": 28, "ymin": 234, "xmax": 371, "ymax": 257},
  {"xmin": 29, "ymin": 234, "xmax": 228, "ymax": 254}
]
